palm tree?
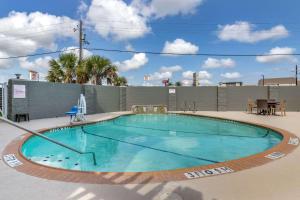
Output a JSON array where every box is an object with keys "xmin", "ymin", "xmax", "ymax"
[
  {"xmin": 104, "ymin": 64, "xmax": 118, "ymax": 85},
  {"xmin": 86, "ymin": 55, "xmax": 111, "ymax": 85},
  {"xmin": 46, "ymin": 53, "xmax": 78, "ymax": 83},
  {"xmin": 76, "ymin": 61, "xmax": 89, "ymax": 84},
  {"xmin": 46, "ymin": 59, "xmax": 64, "ymax": 82},
  {"xmin": 113, "ymin": 76, "xmax": 128, "ymax": 86},
  {"xmin": 175, "ymin": 81, "xmax": 182, "ymax": 87}
]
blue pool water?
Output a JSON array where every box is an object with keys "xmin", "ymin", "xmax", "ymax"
[{"xmin": 21, "ymin": 114, "xmax": 283, "ymax": 172}]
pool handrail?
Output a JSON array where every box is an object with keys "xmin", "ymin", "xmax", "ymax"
[{"xmin": 0, "ymin": 117, "xmax": 97, "ymax": 165}]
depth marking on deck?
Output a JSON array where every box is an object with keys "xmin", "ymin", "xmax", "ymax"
[
  {"xmin": 265, "ymin": 152, "xmax": 285, "ymax": 160},
  {"xmin": 288, "ymin": 137, "xmax": 299, "ymax": 146},
  {"xmin": 184, "ymin": 167, "xmax": 234, "ymax": 179},
  {"xmin": 3, "ymin": 154, "xmax": 23, "ymax": 167}
]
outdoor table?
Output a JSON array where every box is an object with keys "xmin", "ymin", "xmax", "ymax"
[
  {"xmin": 256, "ymin": 99, "xmax": 280, "ymax": 115},
  {"xmin": 267, "ymin": 100, "xmax": 280, "ymax": 115}
]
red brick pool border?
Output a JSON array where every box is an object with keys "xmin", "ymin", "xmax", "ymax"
[{"xmin": 2, "ymin": 113, "xmax": 299, "ymax": 184}]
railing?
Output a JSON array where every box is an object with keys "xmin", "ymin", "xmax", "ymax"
[
  {"xmin": 0, "ymin": 117, "xmax": 97, "ymax": 165},
  {"xmin": 131, "ymin": 105, "xmax": 167, "ymax": 114}
]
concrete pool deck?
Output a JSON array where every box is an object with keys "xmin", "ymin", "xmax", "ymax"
[{"xmin": 0, "ymin": 111, "xmax": 300, "ymax": 200}]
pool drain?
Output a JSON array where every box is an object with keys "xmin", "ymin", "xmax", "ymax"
[{"xmin": 155, "ymin": 192, "xmax": 183, "ymax": 200}]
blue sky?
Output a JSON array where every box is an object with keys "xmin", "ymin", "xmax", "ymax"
[{"xmin": 0, "ymin": 0, "xmax": 299, "ymax": 85}]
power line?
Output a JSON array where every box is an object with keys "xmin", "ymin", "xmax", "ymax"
[
  {"xmin": 85, "ymin": 18, "xmax": 300, "ymax": 26},
  {"xmin": 1, "ymin": 47, "xmax": 300, "ymax": 60},
  {"xmin": 0, "ymin": 27, "xmax": 75, "ymax": 42},
  {"xmin": 0, "ymin": 22, "xmax": 76, "ymax": 35},
  {"xmin": 0, "ymin": 48, "xmax": 79, "ymax": 60},
  {"xmin": 87, "ymin": 47, "xmax": 300, "ymax": 57}
]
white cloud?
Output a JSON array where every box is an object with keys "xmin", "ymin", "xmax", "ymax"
[
  {"xmin": 19, "ymin": 56, "xmax": 52, "ymax": 71},
  {"xmin": 256, "ymin": 47, "xmax": 297, "ymax": 63},
  {"xmin": 182, "ymin": 78, "xmax": 212, "ymax": 86},
  {"xmin": 115, "ymin": 53, "xmax": 148, "ymax": 72},
  {"xmin": 149, "ymin": 71, "xmax": 172, "ymax": 81},
  {"xmin": 221, "ymin": 72, "xmax": 242, "ymax": 79},
  {"xmin": 202, "ymin": 58, "xmax": 236, "ymax": 69},
  {"xmin": 182, "ymin": 70, "xmax": 211, "ymax": 80},
  {"xmin": 87, "ymin": 0, "xmax": 150, "ymax": 40},
  {"xmin": 0, "ymin": 51, "xmax": 12, "ymax": 69},
  {"xmin": 162, "ymin": 38, "xmax": 199, "ymax": 55},
  {"xmin": 181, "ymin": 79, "xmax": 193, "ymax": 86},
  {"xmin": 125, "ymin": 44, "xmax": 135, "ymax": 51},
  {"xmin": 0, "ymin": 11, "xmax": 77, "ymax": 56},
  {"xmin": 0, "ymin": 74, "xmax": 8, "ymax": 83},
  {"xmin": 159, "ymin": 65, "xmax": 182, "ymax": 73},
  {"xmin": 199, "ymin": 79, "xmax": 212, "ymax": 85},
  {"xmin": 182, "ymin": 70, "xmax": 194, "ymax": 79},
  {"xmin": 144, "ymin": 0, "xmax": 204, "ymax": 18},
  {"xmin": 198, "ymin": 71, "xmax": 212, "ymax": 79},
  {"xmin": 78, "ymin": 0, "xmax": 88, "ymax": 15},
  {"xmin": 86, "ymin": 0, "xmax": 204, "ymax": 40},
  {"xmin": 218, "ymin": 21, "xmax": 289, "ymax": 43},
  {"xmin": 63, "ymin": 46, "xmax": 93, "ymax": 59}
]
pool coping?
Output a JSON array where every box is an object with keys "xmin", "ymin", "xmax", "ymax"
[{"xmin": 2, "ymin": 112, "xmax": 299, "ymax": 184}]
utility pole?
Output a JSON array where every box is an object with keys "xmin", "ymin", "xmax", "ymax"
[
  {"xmin": 79, "ymin": 20, "xmax": 83, "ymax": 63},
  {"xmin": 262, "ymin": 75, "xmax": 265, "ymax": 86},
  {"xmin": 296, "ymin": 65, "xmax": 298, "ymax": 86}
]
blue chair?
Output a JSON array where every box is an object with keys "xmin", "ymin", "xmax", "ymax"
[{"xmin": 65, "ymin": 106, "xmax": 78, "ymax": 122}]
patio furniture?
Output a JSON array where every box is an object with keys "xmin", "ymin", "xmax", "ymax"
[
  {"xmin": 15, "ymin": 113, "xmax": 29, "ymax": 122},
  {"xmin": 132, "ymin": 105, "xmax": 167, "ymax": 114},
  {"xmin": 279, "ymin": 100, "xmax": 287, "ymax": 116},
  {"xmin": 267, "ymin": 99, "xmax": 279, "ymax": 115},
  {"xmin": 247, "ymin": 98, "xmax": 257, "ymax": 113},
  {"xmin": 256, "ymin": 99, "xmax": 268, "ymax": 115},
  {"xmin": 65, "ymin": 106, "xmax": 78, "ymax": 122}
]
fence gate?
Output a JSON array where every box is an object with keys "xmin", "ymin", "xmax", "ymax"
[{"xmin": 0, "ymin": 83, "xmax": 8, "ymax": 118}]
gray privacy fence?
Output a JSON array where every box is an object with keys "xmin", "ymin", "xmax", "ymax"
[{"xmin": 7, "ymin": 79, "xmax": 300, "ymax": 121}]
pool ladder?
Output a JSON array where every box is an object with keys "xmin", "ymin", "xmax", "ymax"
[{"xmin": 0, "ymin": 117, "xmax": 97, "ymax": 165}]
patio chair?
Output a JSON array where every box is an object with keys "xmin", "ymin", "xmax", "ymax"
[
  {"xmin": 279, "ymin": 100, "xmax": 287, "ymax": 116},
  {"xmin": 256, "ymin": 99, "xmax": 268, "ymax": 115},
  {"xmin": 158, "ymin": 105, "xmax": 166, "ymax": 113},
  {"xmin": 247, "ymin": 98, "xmax": 257, "ymax": 113},
  {"xmin": 268, "ymin": 99, "xmax": 277, "ymax": 115},
  {"xmin": 65, "ymin": 106, "xmax": 78, "ymax": 122}
]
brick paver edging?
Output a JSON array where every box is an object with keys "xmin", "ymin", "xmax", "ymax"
[{"xmin": 2, "ymin": 113, "xmax": 299, "ymax": 184}]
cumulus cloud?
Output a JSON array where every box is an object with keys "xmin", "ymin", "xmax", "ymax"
[
  {"xmin": 78, "ymin": 0, "xmax": 88, "ymax": 15},
  {"xmin": 217, "ymin": 21, "xmax": 289, "ymax": 43},
  {"xmin": 159, "ymin": 65, "xmax": 182, "ymax": 73},
  {"xmin": 147, "ymin": 65, "xmax": 182, "ymax": 83},
  {"xmin": 149, "ymin": 71, "xmax": 172, "ymax": 81},
  {"xmin": 0, "ymin": 51, "xmax": 12, "ymax": 69},
  {"xmin": 62, "ymin": 46, "xmax": 93, "ymax": 59},
  {"xmin": 85, "ymin": 0, "xmax": 205, "ymax": 40},
  {"xmin": 256, "ymin": 47, "xmax": 297, "ymax": 63},
  {"xmin": 199, "ymin": 79, "xmax": 212, "ymax": 85},
  {"xmin": 87, "ymin": 0, "xmax": 150, "ymax": 41},
  {"xmin": 115, "ymin": 53, "xmax": 148, "ymax": 72},
  {"xmin": 181, "ymin": 78, "xmax": 212, "ymax": 86},
  {"xmin": 162, "ymin": 38, "xmax": 199, "ymax": 55},
  {"xmin": 140, "ymin": 0, "xmax": 204, "ymax": 18},
  {"xmin": 202, "ymin": 58, "xmax": 236, "ymax": 69},
  {"xmin": 0, "ymin": 11, "xmax": 77, "ymax": 56},
  {"xmin": 19, "ymin": 56, "xmax": 52, "ymax": 71},
  {"xmin": 181, "ymin": 79, "xmax": 193, "ymax": 86},
  {"xmin": 221, "ymin": 72, "xmax": 242, "ymax": 79},
  {"xmin": 182, "ymin": 70, "xmax": 211, "ymax": 79}
]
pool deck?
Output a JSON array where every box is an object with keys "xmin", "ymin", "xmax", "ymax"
[{"xmin": 1, "ymin": 111, "xmax": 300, "ymax": 200}]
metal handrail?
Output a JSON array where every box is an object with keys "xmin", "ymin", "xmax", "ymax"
[{"xmin": 0, "ymin": 117, "xmax": 97, "ymax": 165}]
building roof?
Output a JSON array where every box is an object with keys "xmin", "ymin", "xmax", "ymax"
[{"xmin": 258, "ymin": 77, "xmax": 299, "ymax": 86}]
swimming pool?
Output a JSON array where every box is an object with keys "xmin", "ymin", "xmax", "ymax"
[{"xmin": 21, "ymin": 114, "xmax": 283, "ymax": 172}]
